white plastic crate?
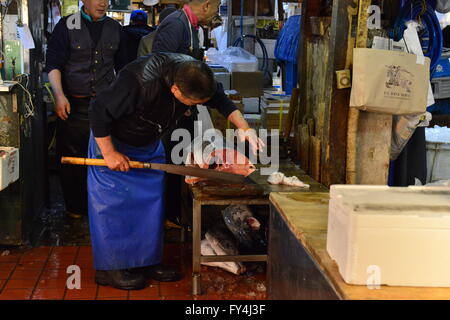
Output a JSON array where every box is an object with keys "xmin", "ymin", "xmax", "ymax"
[
  {"xmin": 327, "ymin": 185, "xmax": 450, "ymax": 287},
  {"xmin": 0, "ymin": 147, "xmax": 19, "ymax": 191},
  {"xmin": 426, "ymin": 141, "xmax": 450, "ymax": 183}
]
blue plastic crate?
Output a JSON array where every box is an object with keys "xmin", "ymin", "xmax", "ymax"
[{"xmin": 433, "ymin": 56, "xmax": 450, "ymax": 78}]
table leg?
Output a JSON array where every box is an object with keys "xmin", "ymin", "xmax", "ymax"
[{"xmin": 192, "ymin": 199, "xmax": 202, "ymax": 295}]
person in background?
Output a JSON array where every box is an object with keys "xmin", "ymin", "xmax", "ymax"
[
  {"xmin": 152, "ymin": 0, "xmax": 221, "ymax": 59},
  {"xmin": 45, "ymin": 0, "xmax": 127, "ymax": 219},
  {"xmin": 124, "ymin": 9, "xmax": 155, "ymax": 63},
  {"xmin": 151, "ymin": 0, "xmax": 221, "ymax": 227},
  {"xmin": 137, "ymin": 6, "xmax": 177, "ymax": 57}
]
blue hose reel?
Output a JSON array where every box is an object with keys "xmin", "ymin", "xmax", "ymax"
[{"xmin": 391, "ymin": 0, "xmax": 443, "ymax": 72}]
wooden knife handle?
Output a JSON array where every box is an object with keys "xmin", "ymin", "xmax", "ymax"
[{"xmin": 61, "ymin": 157, "xmax": 149, "ymax": 169}]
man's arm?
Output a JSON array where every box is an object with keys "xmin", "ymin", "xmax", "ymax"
[
  {"xmin": 95, "ymin": 136, "xmax": 131, "ymax": 172},
  {"xmin": 48, "ymin": 69, "xmax": 70, "ymax": 120},
  {"xmin": 204, "ymin": 82, "xmax": 265, "ymax": 154},
  {"xmin": 45, "ymin": 17, "xmax": 71, "ymax": 120}
]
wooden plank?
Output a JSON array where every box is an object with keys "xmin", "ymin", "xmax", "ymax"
[
  {"xmin": 310, "ymin": 136, "xmax": 321, "ymax": 181},
  {"xmin": 270, "ymin": 192, "xmax": 450, "ymax": 300},
  {"xmin": 307, "ymin": 118, "xmax": 315, "ymax": 137},
  {"xmin": 283, "ymin": 88, "xmax": 300, "ymax": 139},
  {"xmin": 320, "ymin": 0, "xmax": 358, "ymax": 187},
  {"xmin": 355, "ymin": 112, "xmax": 391, "ymax": 184},
  {"xmin": 299, "ymin": 124, "xmax": 310, "ymax": 172},
  {"xmin": 347, "ymin": 0, "xmax": 392, "ymax": 185}
]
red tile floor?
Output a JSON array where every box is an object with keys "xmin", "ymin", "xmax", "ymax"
[{"xmin": 0, "ymin": 244, "xmax": 267, "ymax": 300}]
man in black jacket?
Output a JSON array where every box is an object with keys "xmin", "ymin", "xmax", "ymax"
[
  {"xmin": 45, "ymin": 0, "xmax": 127, "ymax": 219},
  {"xmin": 88, "ymin": 53, "xmax": 262, "ymax": 290}
]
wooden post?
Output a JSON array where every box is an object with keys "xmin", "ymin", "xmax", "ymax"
[{"xmin": 346, "ymin": 0, "xmax": 392, "ymax": 185}]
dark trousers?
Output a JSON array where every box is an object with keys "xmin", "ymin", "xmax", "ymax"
[
  {"xmin": 161, "ymin": 112, "xmax": 196, "ymax": 224},
  {"xmin": 56, "ymin": 96, "xmax": 91, "ymax": 215},
  {"xmin": 392, "ymin": 127, "xmax": 427, "ymax": 186}
]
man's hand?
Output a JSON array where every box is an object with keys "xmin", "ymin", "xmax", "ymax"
[
  {"xmin": 55, "ymin": 94, "xmax": 71, "ymax": 120},
  {"xmin": 103, "ymin": 151, "xmax": 131, "ymax": 172},
  {"xmin": 237, "ymin": 128, "xmax": 265, "ymax": 156}
]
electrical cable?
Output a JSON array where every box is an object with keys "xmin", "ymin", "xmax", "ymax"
[
  {"xmin": 391, "ymin": 0, "xmax": 443, "ymax": 71},
  {"xmin": 233, "ymin": 34, "xmax": 271, "ymax": 81},
  {"xmin": 11, "ymin": 73, "xmax": 35, "ymax": 118}
]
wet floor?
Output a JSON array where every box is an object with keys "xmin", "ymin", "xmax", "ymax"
[
  {"xmin": 0, "ymin": 244, "xmax": 266, "ymax": 300},
  {"xmin": 0, "ymin": 169, "xmax": 267, "ymax": 300}
]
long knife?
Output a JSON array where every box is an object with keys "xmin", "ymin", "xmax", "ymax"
[{"xmin": 61, "ymin": 157, "xmax": 247, "ymax": 184}]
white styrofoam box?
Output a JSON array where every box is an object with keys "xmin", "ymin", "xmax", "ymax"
[
  {"xmin": 224, "ymin": 61, "xmax": 259, "ymax": 73},
  {"xmin": 255, "ymin": 39, "xmax": 277, "ymax": 59},
  {"xmin": 0, "ymin": 147, "xmax": 19, "ymax": 191},
  {"xmin": 426, "ymin": 141, "xmax": 450, "ymax": 183},
  {"xmin": 327, "ymin": 185, "xmax": 450, "ymax": 287},
  {"xmin": 242, "ymin": 97, "xmax": 260, "ymax": 113}
]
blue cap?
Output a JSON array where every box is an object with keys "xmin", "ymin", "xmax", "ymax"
[{"xmin": 130, "ymin": 10, "xmax": 148, "ymax": 23}]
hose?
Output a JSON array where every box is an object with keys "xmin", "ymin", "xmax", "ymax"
[
  {"xmin": 391, "ymin": 0, "xmax": 443, "ymax": 71},
  {"xmin": 233, "ymin": 34, "xmax": 271, "ymax": 80}
]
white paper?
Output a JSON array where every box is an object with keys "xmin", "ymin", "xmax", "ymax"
[
  {"xmin": 16, "ymin": 24, "xmax": 35, "ymax": 49},
  {"xmin": 403, "ymin": 21, "xmax": 435, "ymax": 107},
  {"xmin": 416, "ymin": 55, "xmax": 425, "ymax": 65}
]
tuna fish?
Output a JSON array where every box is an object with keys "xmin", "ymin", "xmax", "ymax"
[
  {"xmin": 204, "ymin": 228, "xmax": 246, "ymax": 275},
  {"xmin": 184, "ymin": 132, "xmax": 256, "ymax": 185},
  {"xmin": 201, "ymin": 239, "xmax": 244, "ymax": 275},
  {"xmin": 221, "ymin": 205, "xmax": 266, "ymax": 251}
]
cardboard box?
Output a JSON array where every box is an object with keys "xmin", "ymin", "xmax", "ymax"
[
  {"xmin": 242, "ymin": 97, "xmax": 260, "ymax": 113},
  {"xmin": 0, "ymin": 147, "xmax": 19, "ymax": 191},
  {"xmin": 231, "ymin": 72, "xmax": 264, "ymax": 98},
  {"xmin": 209, "ymin": 103, "xmax": 245, "ymax": 134},
  {"xmin": 214, "ymin": 72, "xmax": 231, "ymax": 91}
]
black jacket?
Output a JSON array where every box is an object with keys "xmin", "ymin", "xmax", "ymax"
[
  {"xmin": 89, "ymin": 53, "xmax": 238, "ymax": 147},
  {"xmin": 152, "ymin": 9, "xmax": 200, "ymax": 56}
]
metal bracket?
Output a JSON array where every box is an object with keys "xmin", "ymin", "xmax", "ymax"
[{"xmin": 336, "ymin": 69, "xmax": 351, "ymax": 89}]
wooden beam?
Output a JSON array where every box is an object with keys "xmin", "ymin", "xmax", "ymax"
[
  {"xmin": 320, "ymin": 0, "xmax": 358, "ymax": 186},
  {"xmin": 346, "ymin": 0, "xmax": 392, "ymax": 185}
]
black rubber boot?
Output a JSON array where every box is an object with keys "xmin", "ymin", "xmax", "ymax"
[
  {"xmin": 95, "ymin": 269, "xmax": 148, "ymax": 290},
  {"xmin": 133, "ymin": 265, "xmax": 183, "ymax": 282}
]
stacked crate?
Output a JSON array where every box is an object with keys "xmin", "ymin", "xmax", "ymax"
[{"xmin": 261, "ymin": 95, "xmax": 291, "ymax": 131}]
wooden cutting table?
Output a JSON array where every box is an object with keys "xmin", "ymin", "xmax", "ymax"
[
  {"xmin": 187, "ymin": 165, "xmax": 328, "ymax": 295},
  {"xmin": 268, "ymin": 192, "xmax": 450, "ymax": 300}
]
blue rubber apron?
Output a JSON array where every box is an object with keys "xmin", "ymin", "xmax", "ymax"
[{"xmin": 87, "ymin": 133, "xmax": 165, "ymax": 270}]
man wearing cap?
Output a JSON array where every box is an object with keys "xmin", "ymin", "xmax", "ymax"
[
  {"xmin": 123, "ymin": 10, "xmax": 155, "ymax": 63},
  {"xmin": 45, "ymin": 0, "xmax": 127, "ymax": 219}
]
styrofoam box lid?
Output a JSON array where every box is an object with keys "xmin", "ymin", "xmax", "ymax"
[{"xmin": 330, "ymin": 185, "xmax": 450, "ymax": 227}]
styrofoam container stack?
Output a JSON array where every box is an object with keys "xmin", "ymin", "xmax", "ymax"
[
  {"xmin": 0, "ymin": 147, "xmax": 19, "ymax": 191},
  {"xmin": 327, "ymin": 185, "xmax": 450, "ymax": 287},
  {"xmin": 426, "ymin": 126, "xmax": 450, "ymax": 183}
]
